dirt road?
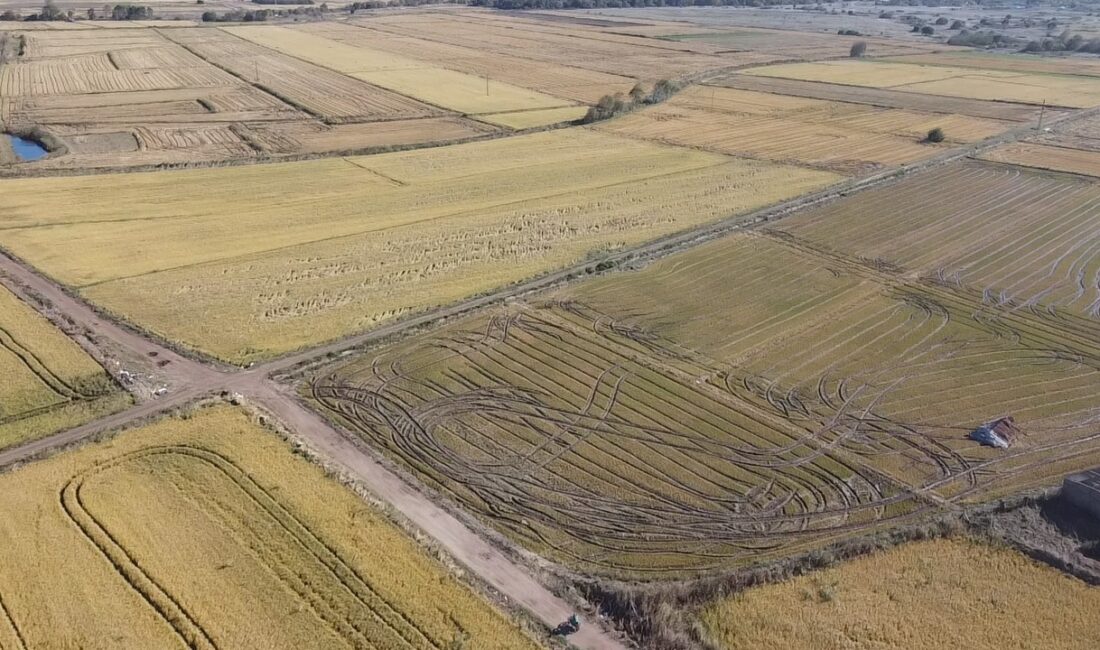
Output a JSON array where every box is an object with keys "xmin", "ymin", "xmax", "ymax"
[
  {"xmin": 2, "ymin": 103, "xmax": 1096, "ymax": 650},
  {"xmin": 0, "ymin": 253, "xmax": 629, "ymax": 650}
]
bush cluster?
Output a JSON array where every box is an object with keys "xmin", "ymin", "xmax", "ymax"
[{"xmin": 582, "ymin": 79, "xmax": 678, "ymax": 124}]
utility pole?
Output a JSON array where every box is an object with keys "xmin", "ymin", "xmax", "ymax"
[
  {"xmin": 485, "ymin": 75, "xmax": 489, "ymax": 97},
  {"xmin": 1038, "ymin": 99, "xmax": 1047, "ymax": 132}
]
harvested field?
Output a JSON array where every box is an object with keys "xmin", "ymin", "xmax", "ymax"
[
  {"xmin": 239, "ymin": 117, "xmax": 495, "ymax": 156},
  {"xmin": 477, "ymin": 106, "xmax": 589, "ymax": 129},
  {"xmin": 162, "ymin": 28, "xmax": 441, "ymax": 123},
  {"xmin": 597, "ymin": 85, "xmax": 1009, "ymax": 173},
  {"xmin": 565, "ymin": 6, "xmax": 922, "ymax": 40},
  {"xmin": 0, "ymin": 28, "xmax": 277, "ymax": 168},
  {"xmin": 0, "ymin": 51, "xmax": 233, "ymax": 97},
  {"xmin": 886, "ymin": 51, "xmax": 1100, "ymax": 79},
  {"xmin": 347, "ymin": 11, "xmax": 744, "ymax": 81},
  {"xmin": 979, "ymin": 142, "xmax": 1100, "ymax": 178},
  {"xmin": 700, "ymin": 538, "xmax": 1100, "ymax": 650},
  {"xmin": 660, "ymin": 28, "xmax": 931, "ymax": 59},
  {"xmin": 0, "ymin": 24, "xmax": 500, "ymax": 169},
  {"xmin": 0, "ymin": 405, "xmax": 541, "ymax": 649},
  {"xmin": 223, "ymin": 25, "xmax": 577, "ymax": 118},
  {"xmin": 311, "ymin": 232, "xmax": 1100, "ymax": 576},
  {"xmin": 745, "ymin": 60, "xmax": 1100, "ymax": 108},
  {"xmin": 0, "ymin": 284, "xmax": 128, "ymax": 451},
  {"xmin": 713, "ymin": 74, "xmax": 1049, "ymax": 122},
  {"xmin": 783, "ymin": 159, "xmax": 1100, "ymax": 318},
  {"xmin": 310, "ymin": 182, "xmax": 1100, "ymax": 577},
  {"xmin": 299, "ymin": 21, "xmax": 636, "ymax": 104},
  {"xmin": 0, "ymin": 129, "xmax": 838, "ymax": 362}
]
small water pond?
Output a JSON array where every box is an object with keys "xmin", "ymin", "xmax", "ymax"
[{"xmin": 5, "ymin": 134, "xmax": 48, "ymax": 162}]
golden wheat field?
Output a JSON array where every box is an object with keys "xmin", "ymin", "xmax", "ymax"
[
  {"xmin": 745, "ymin": 60, "xmax": 1100, "ymax": 108},
  {"xmin": 0, "ymin": 284, "xmax": 129, "ymax": 450},
  {"xmin": 699, "ymin": 538, "xmax": 1100, "ymax": 650},
  {"xmin": 0, "ymin": 405, "xmax": 542, "ymax": 650},
  {"xmin": 0, "ymin": 129, "xmax": 839, "ymax": 362}
]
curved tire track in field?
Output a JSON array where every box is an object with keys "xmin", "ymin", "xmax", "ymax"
[
  {"xmin": 0, "ymin": 589, "xmax": 28, "ymax": 650},
  {"xmin": 309, "ymin": 307, "xmax": 934, "ymax": 575},
  {"xmin": 75, "ymin": 445, "xmax": 442, "ymax": 650},
  {"xmin": 6, "ymin": 102, "xmax": 1099, "ymax": 646},
  {"xmin": 59, "ymin": 470, "xmax": 219, "ymax": 650}
]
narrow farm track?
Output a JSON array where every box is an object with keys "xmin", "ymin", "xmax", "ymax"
[{"xmin": 0, "ymin": 100, "xmax": 1098, "ymax": 647}]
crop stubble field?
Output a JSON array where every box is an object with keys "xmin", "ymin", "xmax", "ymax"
[
  {"xmin": 745, "ymin": 59, "xmax": 1100, "ymax": 108},
  {"xmin": 0, "ymin": 405, "xmax": 540, "ymax": 649},
  {"xmin": 0, "ymin": 129, "xmax": 839, "ymax": 362},
  {"xmin": 699, "ymin": 538, "xmax": 1100, "ymax": 650},
  {"xmin": 597, "ymin": 85, "xmax": 1013, "ymax": 173},
  {"xmin": 0, "ymin": 284, "xmax": 128, "ymax": 451},
  {"xmin": 311, "ymin": 159, "xmax": 1100, "ymax": 578},
  {"xmin": 979, "ymin": 142, "xmax": 1100, "ymax": 178},
  {"xmin": 0, "ymin": 23, "xmax": 512, "ymax": 169}
]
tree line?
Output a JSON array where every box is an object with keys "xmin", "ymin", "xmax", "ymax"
[{"xmin": 2, "ymin": 1, "xmax": 153, "ymax": 21}]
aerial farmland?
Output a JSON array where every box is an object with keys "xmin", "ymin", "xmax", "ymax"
[{"xmin": 0, "ymin": 2, "xmax": 1099, "ymax": 649}]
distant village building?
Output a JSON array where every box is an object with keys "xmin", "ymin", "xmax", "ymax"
[
  {"xmin": 1064, "ymin": 468, "xmax": 1100, "ymax": 522},
  {"xmin": 969, "ymin": 416, "xmax": 1018, "ymax": 449}
]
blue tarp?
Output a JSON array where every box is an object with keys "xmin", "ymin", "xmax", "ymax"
[{"xmin": 970, "ymin": 426, "xmax": 1010, "ymax": 449}]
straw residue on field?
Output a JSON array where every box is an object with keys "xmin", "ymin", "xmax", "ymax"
[
  {"xmin": 0, "ymin": 405, "xmax": 542, "ymax": 649},
  {"xmin": 0, "ymin": 129, "xmax": 839, "ymax": 362},
  {"xmin": 699, "ymin": 538, "xmax": 1100, "ymax": 650}
]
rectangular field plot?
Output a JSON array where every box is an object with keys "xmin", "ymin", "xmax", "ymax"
[
  {"xmin": 700, "ymin": 538, "xmax": 1100, "ymax": 650},
  {"xmin": 781, "ymin": 159, "xmax": 1100, "ymax": 318},
  {"xmin": 745, "ymin": 59, "xmax": 1100, "ymax": 108},
  {"xmin": 351, "ymin": 11, "xmax": 743, "ymax": 81},
  {"xmin": 296, "ymin": 21, "xmax": 637, "ymax": 105},
  {"xmin": 0, "ymin": 129, "xmax": 839, "ymax": 363},
  {"xmin": 0, "ymin": 406, "xmax": 539, "ymax": 650},
  {"xmin": 162, "ymin": 28, "xmax": 442, "ymax": 123},
  {"xmin": 713, "ymin": 74, "xmax": 1048, "ymax": 122},
  {"xmin": 885, "ymin": 51, "xmax": 1100, "ymax": 79},
  {"xmin": 1, "ymin": 26, "xmax": 494, "ymax": 170},
  {"xmin": 0, "ymin": 285, "xmax": 129, "ymax": 450},
  {"xmin": 978, "ymin": 142, "xmax": 1100, "ymax": 178},
  {"xmin": 596, "ymin": 85, "xmax": 1010, "ymax": 173},
  {"xmin": 311, "ymin": 231, "xmax": 1100, "ymax": 578},
  {"xmin": 223, "ymin": 25, "xmax": 578, "ymax": 120}
]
